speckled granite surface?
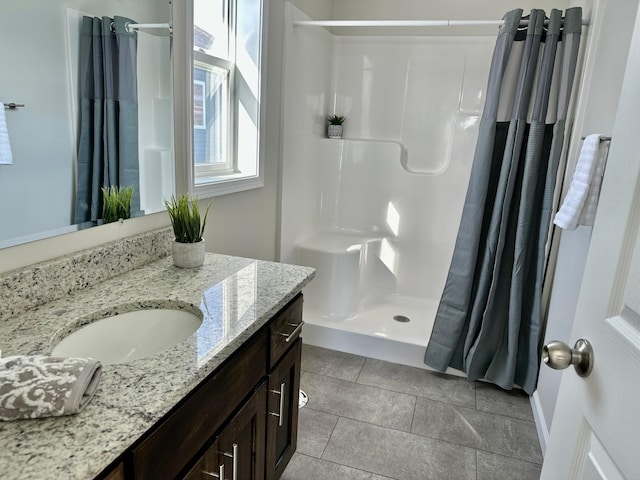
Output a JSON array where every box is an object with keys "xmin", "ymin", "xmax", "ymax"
[
  {"xmin": 0, "ymin": 254, "xmax": 315, "ymax": 479},
  {"xmin": 0, "ymin": 227, "xmax": 174, "ymax": 323}
]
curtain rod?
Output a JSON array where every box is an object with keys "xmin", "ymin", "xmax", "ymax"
[
  {"xmin": 124, "ymin": 22, "xmax": 172, "ymax": 34},
  {"xmin": 293, "ymin": 19, "xmax": 589, "ymax": 28}
]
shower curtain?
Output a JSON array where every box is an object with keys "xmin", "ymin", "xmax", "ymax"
[
  {"xmin": 424, "ymin": 8, "xmax": 582, "ymax": 394},
  {"xmin": 74, "ymin": 16, "xmax": 140, "ymax": 224}
]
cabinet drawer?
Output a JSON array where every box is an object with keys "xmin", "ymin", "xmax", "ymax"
[
  {"xmin": 132, "ymin": 330, "xmax": 267, "ymax": 480},
  {"xmin": 269, "ymin": 295, "xmax": 303, "ymax": 368}
]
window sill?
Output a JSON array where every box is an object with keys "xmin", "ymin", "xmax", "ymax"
[{"xmin": 193, "ymin": 173, "xmax": 264, "ymax": 198}]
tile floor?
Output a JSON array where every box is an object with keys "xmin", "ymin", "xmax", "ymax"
[{"xmin": 281, "ymin": 344, "xmax": 542, "ymax": 480}]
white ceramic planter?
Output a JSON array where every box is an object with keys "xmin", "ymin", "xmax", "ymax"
[
  {"xmin": 172, "ymin": 239, "xmax": 205, "ymax": 268},
  {"xmin": 327, "ymin": 124, "xmax": 343, "ymax": 139}
]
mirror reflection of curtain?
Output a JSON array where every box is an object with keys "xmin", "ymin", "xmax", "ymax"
[{"xmin": 74, "ymin": 16, "xmax": 140, "ymax": 224}]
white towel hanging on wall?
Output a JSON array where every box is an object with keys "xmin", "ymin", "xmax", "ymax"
[
  {"xmin": 577, "ymin": 139, "xmax": 608, "ymax": 226},
  {"xmin": 0, "ymin": 103, "xmax": 14, "ymax": 165},
  {"xmin": 553, "ymin": 134, "xmax": 606, "ymax": 230}
]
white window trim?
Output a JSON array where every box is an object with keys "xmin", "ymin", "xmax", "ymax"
[{"xmin": 172, "ymin": 0, "xmax": 268, "ymax": 199}]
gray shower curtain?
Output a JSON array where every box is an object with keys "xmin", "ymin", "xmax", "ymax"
[
  {"xmin": 424, "ymin": 8, "xmax": 582, "ymax": 395},
  {"xmin": 74, "ymin": 16, "xmax": 140, "ymax": 224}
]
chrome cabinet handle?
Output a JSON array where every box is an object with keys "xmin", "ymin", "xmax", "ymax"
[
  {"xmin": 222, "ymin": 444, "xmax": 238, "ymax": 480},
  {"xmin": 269, "ymin": 382, "xmax": 286, "ymax": 427},
  {"xmin": 543, "ymin": 339, "xmax": 594, "ymax": 377},
  {"xmin": 278, "ymin": 321, "xmax": 304, "ymax": 342},
  {"xmin": 202, "ymin": 464, "xmax": 224, "ymax": 479}
]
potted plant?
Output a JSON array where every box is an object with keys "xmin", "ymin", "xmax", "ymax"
[
  {"xmin": 101, "ymin": 185, "xmax": 134, "ymax": 224},
  {"xmin": 165, "ymin": 194, "xmax": 211, "ymax": 268},
  {"xmin": 327, "ymin": 115, "xmax": 346, "ymax": 139}
]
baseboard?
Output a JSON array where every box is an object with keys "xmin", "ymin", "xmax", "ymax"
[{"xmin": 531, "ymin": 390, "xmax": 550, "ymax": 456}]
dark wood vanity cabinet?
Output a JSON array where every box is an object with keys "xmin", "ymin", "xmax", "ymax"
[
  {"xmin": 113, "ymin": 294, "xmax": 303, "ymax": 480},
  {"xmin": 184, "ymin": 383, "xmax": 267, "ymax": 480},
  {"xmin": 266, "ymin": 340, "xmax": 302, "ymax": 480}
]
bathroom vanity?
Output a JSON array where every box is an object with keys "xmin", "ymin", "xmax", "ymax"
[
  {"xmin": 0, "ymin": 239, "xmax": 314, "ymax": 480},
  {"xmin": 128, "ymin": 294, "xmax": 303, "ymax": 480}
]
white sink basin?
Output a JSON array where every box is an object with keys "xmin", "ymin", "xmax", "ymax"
[{"xmin": 52, "ymin": 309, "xmax": 203, "ymax": 365}]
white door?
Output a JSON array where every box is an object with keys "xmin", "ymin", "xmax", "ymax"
[{"xmin": 540, "ymin": 8, "xmax": 640, "ymax": 480}]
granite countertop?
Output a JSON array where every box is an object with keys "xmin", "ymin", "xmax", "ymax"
[{"xmin": 0, "ymin": 253, "xmax": 315, "ymax": 480}]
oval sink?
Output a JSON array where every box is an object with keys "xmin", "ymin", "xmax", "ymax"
[{"xmin": 52, "ymin": 309, "xmax": 203, "ymax": 365}]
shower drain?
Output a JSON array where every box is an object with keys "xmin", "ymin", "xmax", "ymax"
[{"xmin": 393, "ymin": 315, "xmax": 411, "ymax": 323}]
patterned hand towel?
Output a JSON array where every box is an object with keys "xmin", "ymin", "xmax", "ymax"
[{"xmin": 0, "ymin": 356, "xmax": 102, "ymax": 421}]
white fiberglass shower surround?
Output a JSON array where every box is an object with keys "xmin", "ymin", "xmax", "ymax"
[{"xmin": 279, "ymin": 3, "xmax": 499, "ymax": 371}]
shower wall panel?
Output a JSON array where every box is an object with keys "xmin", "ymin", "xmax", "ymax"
[
  {"xmin": 279, "ymin": 3, "xmax": 333, "ymax": 262},
  {"xmin": 280, "ymin": 12, "xmax": 496, "ymax": 301}
]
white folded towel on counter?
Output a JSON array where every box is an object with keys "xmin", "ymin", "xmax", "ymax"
[
  {"xmin": 0, "ymin": 103, "xmax": 14, "ymax": 165},
  {"xmin": 0, "ymin": 356, "xmax": 102, "ymax": 421},
  {"xmin": 553, "ymin": 134, "xmax": 605, "ymax": 230}
]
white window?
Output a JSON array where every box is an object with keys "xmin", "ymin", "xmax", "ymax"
[{"xmin": 189, "ymin": 0, "xmax": 264, "ymax": 196}]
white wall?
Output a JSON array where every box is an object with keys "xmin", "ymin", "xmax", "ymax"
[{"xmin": 535, "ymin": 0, "xmax": 640, "ymax": 448}]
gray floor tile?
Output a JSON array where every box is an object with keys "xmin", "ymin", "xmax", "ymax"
[
  {"xmin": 322, "ymin": 417, "xmax": 476, "ymax": 480},
  {"xmin": 475, "ymin": 382, "xmax": 534, "ymax": 421},
  {"xmin": 301, "ymin": 372, "xmax": 416, "ymax": 432},
  {"xmin": 357, "ymin": 358, "xmax": 476, "ymax": 407},
  {"xmin": 477, "ymin": 450, "xmax": 542, "ymax": 480},
  {"xmin": 281, "ymin": 453, "xmax": 393, "ymax": 480},
  {"xmin": 296, "ymin": 408, "xmax": 339, "ymax": 458},
  {"xmin": 411, "ymin": 397, "xmax": 542, "ymax": 464},
  {"xmin": 301, "ymin": 344, "xmax": 366, "ymax": 381}
]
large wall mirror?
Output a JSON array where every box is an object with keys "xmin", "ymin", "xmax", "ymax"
[{"xmin": 0, "ymin": 0, "xmax": 174, "ymax": 249}]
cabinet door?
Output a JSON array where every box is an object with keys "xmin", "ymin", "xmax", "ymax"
[
  {"xmin": 218, "ymin": 382, "xmax": 267, "ymax": 480},
  {"xmin": 266, "ymin": 339, "xmax": 302, "ymax": 480},
  {"xmin": 101, "ymin": 462, "xmax": 124, "ymax": 480},
  {"xmin": 182, "ymin": 439, "xmax": 223, "ymax": 480}
]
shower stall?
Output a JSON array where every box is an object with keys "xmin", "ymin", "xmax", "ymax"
[{"xmin": 279, "ymin": 3, "xmax": 530, "ymax": 371}]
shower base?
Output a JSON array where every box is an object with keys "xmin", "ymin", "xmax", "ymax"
[{"xmin": 301, "ymin": 294, "xmax": 465, "ymax": 377}]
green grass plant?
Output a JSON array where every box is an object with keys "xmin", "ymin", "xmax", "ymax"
[
  {"xmin": 165, "ymin": 194, "xmax": 211, "ymax": 243},
  {"xmin": 101, "ymin": 185, "xmax": 134, "ymax": 223}
]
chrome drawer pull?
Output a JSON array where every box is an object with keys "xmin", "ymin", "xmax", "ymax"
[
  {"xmin": 268, "ymin": 382, "xmax": 286, "ymax": 427},
  {"xmin": 222, "ymin": 444, "xmax": 238, "ymax": 480},
  {"xmin": 278, "ymin": 321, "xmax": 304, "ymax": 342},
  {"xmin": 202, "ymin": 464, "xmax": 224, "ymax": 479}
]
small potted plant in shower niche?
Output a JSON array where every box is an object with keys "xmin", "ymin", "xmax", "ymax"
[
  {"xmin": 101, "ymin": 185, "xmax": 134, "ymax": 224},
  {"xmin": 165, "ymin": 194, "xmax": 211, "ymax": 268},
  {"xmin": 327, "ymin": 114, "xmax": 346, "ymax": 139}
]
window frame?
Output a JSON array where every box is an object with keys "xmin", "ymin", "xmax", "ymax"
[{"xmin": 172, "ymin": 0, "xmax": 267, "ymax": 199}]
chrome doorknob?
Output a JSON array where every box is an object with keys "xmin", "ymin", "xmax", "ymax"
[{"xmin": 542, "ymin": 339, "xmax": 594, "ymax": 377}]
